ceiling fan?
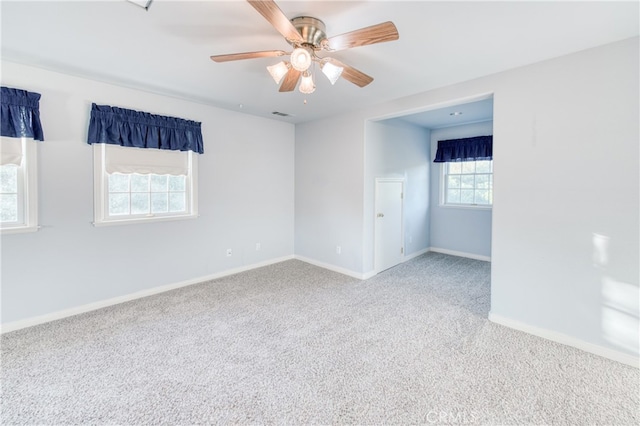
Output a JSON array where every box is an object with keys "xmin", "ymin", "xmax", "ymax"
[{"xmin": 210, "ymin": 0, "xmax": 399, "ymax": 94}]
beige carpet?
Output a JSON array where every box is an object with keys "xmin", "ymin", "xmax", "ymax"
[{"xmin": 2, "ymin": 253, "xmax": 638, "ymax": 424}]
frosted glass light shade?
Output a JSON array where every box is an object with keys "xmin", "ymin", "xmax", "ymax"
[
  {"xmin": 290, "ymin": 47, "xmax": 312, "ymax": 72},
  {"xmin": 299, "ymin": 72, "xmax": 315, "ymax": 94},
  {"xmin": 321, "ymin": 61, "xmax": 343, "ymax": 85},
  {"xmin": 267, "ymin": 61, "xmax": 290, "ymax": 84}
]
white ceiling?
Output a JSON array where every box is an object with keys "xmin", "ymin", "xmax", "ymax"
[
  {"xmin": 1, "ymin": 1, "xmax": 638, "ymax": 125},
  {"xmin": 393, "ymin": 97, "xmax": 493, "ymax": 129}
]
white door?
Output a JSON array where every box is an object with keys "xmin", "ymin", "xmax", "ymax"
[{"xmin": 375, "ymin": 179, "xmax": 404, "ymax": 273}]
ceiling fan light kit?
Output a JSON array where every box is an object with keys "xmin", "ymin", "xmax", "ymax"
[
  {"xmin": 290, "ymin": 47, "xmax": 312, "ymax": 72},
  {"xmin": 299, "ymin": 71, "xmax": 316, "ymax": 94},
  {"xmin": 321, "ymin": 61, "xmax": 343, "ymax": 85},
  {"xmin": 210, "ymin": 0, "xmax": 399, "ymax": 96},
  {"xmin": 267, "ymin": 61, "xmax": 290, "ymax": 84}
]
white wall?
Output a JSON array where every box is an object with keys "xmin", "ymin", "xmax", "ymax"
[
  {"xmin": 295, "ymin": 37, "xmax": 639, "ymax": 359},
  {"xmin": 364, "ymin": 119, "xmax": 431, "ymax": 274},
  {"xmin": 3, "ymin": 37, "xmax": 638, "ymax": 361},
  {"xmin": 1, "ymin": 61, "xmax": 295, "ymax": 324},
  {"xmin": 488, "ymin": 38, "xmax": 639, "ymax": 357},
  {"xmin": 430, "ymin": 121, "xmax": 493, "ymax": 258},
  {"xmin": 294, "ymin": 114, "xmax": 367, "ymax": 275}
]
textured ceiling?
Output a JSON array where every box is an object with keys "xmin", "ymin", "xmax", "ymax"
[{"xmin": 1, "ymin": 0, "xmax": 638, "ymax": 124}]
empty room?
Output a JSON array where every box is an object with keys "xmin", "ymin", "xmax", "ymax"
[{"xmin": 1, "ymin": 1, "xmax": 638, "ymax": 424}]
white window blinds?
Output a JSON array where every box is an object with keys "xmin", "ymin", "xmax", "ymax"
[
  {"xmin": 104, "ymin": 144, "xmax": 189, "ymax": 176},
  {"xmin": 1, "ymin": 137, "xmax": 23, "ymax": 166}
]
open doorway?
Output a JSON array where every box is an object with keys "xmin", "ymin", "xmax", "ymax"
[{"xmin": 367, "ymin": 96, "xmax": 494, "ymax": 275}]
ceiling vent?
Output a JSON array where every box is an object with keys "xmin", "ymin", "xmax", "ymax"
[{"xmin": 272, "ymin": 111, "xmax": 292, "ymax": 117}]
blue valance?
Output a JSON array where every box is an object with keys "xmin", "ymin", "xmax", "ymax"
[
  {"xmin": 434, "ymin": 135, "xmax": 492, "ymax": 163},
  {"xmin": 87, "ymin": 103, "xmax": 203, "ymax": 154},
  {"xmin": 1, "ymin": 86, "xmax": 45, "ymax": 141}
]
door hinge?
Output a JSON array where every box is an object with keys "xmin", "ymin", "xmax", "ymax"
[
  {"xmin": 401, "ymin": 247, "xmax": 404, "ymax": 254},
  {"xmin": 400, "ymin": 192, "xmax": 404, "ymax": 199}
]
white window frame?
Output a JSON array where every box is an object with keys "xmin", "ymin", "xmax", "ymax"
[
  {"xmin": 0, "ymin": 137, "xmax": 38, "ymax": 234},
  {"xmin": 440, "ymin": 159, "xmax": 493, "ymax": 210},
  {"xmin": 92, "ymin": 144, "xmax": 198, "ymax": 226}
]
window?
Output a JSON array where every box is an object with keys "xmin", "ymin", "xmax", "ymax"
[
  {"xmin": 86, "ymin": 103, "xmax": 202, "ymax": 225},
  {"xmin": 434, "ymin": 135, "xmax": 493, "ymax": 208},
  {"xmin": 0, "ymin": 137, "xmax": 38, "ymax": 233},
  {"xmin": 107, "ymin": 174, "xmax": 187, "ymax": 216},
  {"xmin": 1, "ymin": 87, "xmax": 44, "ymax": 233},
  {"xmin": 93, "ymin": 143, "xmax": 198, "ymax": 226},
  {"xmin": 442, "ymin": 159, "xmax": 493, "ymax": 207}
]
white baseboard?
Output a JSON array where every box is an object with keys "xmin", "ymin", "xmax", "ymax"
[
  {"xmin": 429, "ymin": 247, "xmax": 491, "ymax": 262},
  {"xmin": 405, "ymin": 247, "xmax": 430, "ymax": 262},
  {"xmin": 362, "ymin": 270, "xmax": 377, "ymax": 280},
  {"xmin": 489, "ymin": 312, "xmax": 639, "ymax": 368},
  {"xmin": 294, "ymin": 255, "xmax": 367, "ymax": 280},
  {"xmin": 361, "ymin": 247, "xmax": 432, "ymax": 278},
  {"xmin": 1, "ymin": 255, "xmax": 295, "ymax": 334}
]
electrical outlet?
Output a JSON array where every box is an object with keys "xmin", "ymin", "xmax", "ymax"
[
  {"xmin": 226, "ymin": 248, "xmax": 232, "ymax": 257},
  {"xmin": 336, "ymin": 245, "xmax": 341, "ymax": 255},
  {"xmin": 256, "ymin": 243, "xmax": 261, "ymax": 251}
]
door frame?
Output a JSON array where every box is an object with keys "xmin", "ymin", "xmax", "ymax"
[{"xmin": 374, "ymin": 177, "xmax": 405, "ymax": 274}]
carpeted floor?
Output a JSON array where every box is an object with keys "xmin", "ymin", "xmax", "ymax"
[{"xmin": 1, "ymin": 253, "xmax": 638, "ymax": 425}]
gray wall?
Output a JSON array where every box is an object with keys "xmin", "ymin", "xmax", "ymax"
[
  {"xmin": 364, "ymin": 119, "xmax": 431, "ymax": 274},
  {"xmin": 430, "ymin": 121, "xmax": 493, "ymax": 258},
  {"xmin": 1, "ymin": 62, "xmax": 295, "ymax": 324},
  {"xmin": 295, "ymin": 37, "xmax": 639, "ymax": 356}
]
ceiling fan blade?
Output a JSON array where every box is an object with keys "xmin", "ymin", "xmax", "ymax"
[
  {"xmin": 323, "ymin": 21, "xmax": 399, "ymax": 52},
  {"xmin": 247, "ymin": 0, "xmax": 304, "ymax": 43},
  {"xmin": 325, "ymin": 58, "xmax": 373, "ymax": 87},
  {"xmin": 279, "ymin": 68, "xmax": 301, "ymax": 92},
  {"xmin": 210, "ymin": 50, "xmax": 286, "ymax": 63}
]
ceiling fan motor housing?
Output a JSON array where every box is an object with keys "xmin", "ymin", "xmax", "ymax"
[{"xmin": 290, "ymin": 16, "xmax": 327, "ymax": 48}]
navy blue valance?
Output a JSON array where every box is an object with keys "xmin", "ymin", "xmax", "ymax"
[
  {"xmin": 434, "ymin": 135, "xmax": 492, "ymax": 163},
  {"xmin": 87, "ymin": 103, "xmax": 203, "ymax": 154},
  {"xmin": 1, "ymin": 86, "xmax": 45, "ymax": 141}
]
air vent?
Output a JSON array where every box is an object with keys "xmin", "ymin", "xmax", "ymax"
[{"xmin": 272, "ymin": 111, "xmax": 291, "ymax": 117}]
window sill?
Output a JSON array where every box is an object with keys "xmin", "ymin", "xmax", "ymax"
[
  {"xmin": 438, "ymin": 203, "xmax": 492, "ymax": 211},
  {"xmin": 92, "ymin": 214, "xmax": 198, "ymax": 227},
  {"xmin": 1, "ymin": 225, "xmax": 39, "ymax": 235}
]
